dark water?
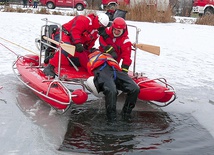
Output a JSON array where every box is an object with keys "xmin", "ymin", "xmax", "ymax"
[{"xmin": 59, "ymin": 103, "xmax": 214, "ymax": 155}]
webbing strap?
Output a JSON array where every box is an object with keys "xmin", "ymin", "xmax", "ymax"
[
  {"xmin": 99, "ymin": 61, "xmax": 107, "ymax": 71},
  {"xmin": 112, "ymin": 66, "xmax": 117, "ymax": 80},
  {"xmin": 99, "ymin": 63, "xmax": 117, "ymax": 80},
  {"xmin": 91, "ymin": 53, "xmax": 102, "ymax": 69}
]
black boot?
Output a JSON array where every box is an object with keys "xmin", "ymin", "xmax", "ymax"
[
  {"xmin": 106, "ymin": 111, "xmax": 117, "ymax": 122},
  {"xmin": 121, "ymin": 84, "xmax": 140, "ymax": 120},
  {"xmin": 121, "ymin": 107, "xmax": 133, "ymax": 120},
  {"xmin": 43, "ymin": 64, "xmax": 55, "ymax": 78},
  {"xmin": 121, "ymin": 98, "xmax": 136, "ymax": 120},
  {"xmin": 44, "ymin": 54, "xmax": 54, "ymax": 64},
  {"xmin": 105, "ymin": 89, "xmax": 117, "ymax": 122},
  {"xmin": 103, "ymin": 80, "xmax": 118, "ymax": 122}
]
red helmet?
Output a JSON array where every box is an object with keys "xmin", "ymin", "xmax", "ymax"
[{"xmin": 112, "ymin": 17, "xmax": 126, "ymax": 30}]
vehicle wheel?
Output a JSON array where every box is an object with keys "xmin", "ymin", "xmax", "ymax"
[
  {"xmin": 46, "ymin": 2, "xmax": 55, "ymax": 9},
  {"xmin": 204, "ymin": 8, "xmax": 214, "ymax": 16},
  {"xmin": 76, "ymin": 4, "xmax": 84, "ymax": 11}
]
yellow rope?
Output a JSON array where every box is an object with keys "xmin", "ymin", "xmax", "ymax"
[{"xmin": 0, "ymin": 36, "xmax": 38, "ymax": 55}]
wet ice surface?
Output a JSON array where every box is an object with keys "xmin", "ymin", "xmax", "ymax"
[
  {"xmin": 0, "ymin": 75, "xmax": 70, "ymax": 155},
  {"xmin": 1, "ymin": 75, "xmax": 214, "ymax": 155}
]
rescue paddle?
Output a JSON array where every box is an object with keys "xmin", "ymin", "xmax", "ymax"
[
  {"xmin": 43, "ymin": 36, "xmax": 75, "ymax": 56},
  {"xmin": 134, "ymin": 43, "xmax": 160, "ymax": 56}
]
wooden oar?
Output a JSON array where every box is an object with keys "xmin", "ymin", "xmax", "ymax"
[
  {"xmin": 134, "ymin": 43, "xmax": 160, "ymax": 56},
  {"xmin": 43, "ymin": 36, "xmax": 75, "ymax": 56}
]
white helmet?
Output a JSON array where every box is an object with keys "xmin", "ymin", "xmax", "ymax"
[
  {"xmin": 98, "ymin": 13, "xmax": 109, "ymax": 27},
  {"xmin": 86, "ymin": 76, "xmax": 122, "ymax": 97},
  {"xmin": 86, "ymin": 76, "xmax": 104, "ymax": 97}
]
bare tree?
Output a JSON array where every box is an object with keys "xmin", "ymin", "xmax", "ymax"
[
  {"xmin": 170, "ymin": 0, "xmax": 193, "ymax": 16},
  {"xmin": 86, "ymin": 0, "xmax": 102, "ymax": 9}
]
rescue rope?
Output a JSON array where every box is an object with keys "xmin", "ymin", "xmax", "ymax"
[
  {"xmin": 0, "ymin": 99, "xmax": 6, "ymax": 104},
  {"xmin": 0, "ymin": 41, "xmax": 15, "ymax": 104},
  {"xmin": 0, "ymin": 86, "xmax": 7, "ymax": 104},
  {"xmin": 0, "ymin": 36, "xmax": 38, "ymax": 55},
  {"xmin": 0, "ymin": 42, "xmax": 18, "ymax": 56}
]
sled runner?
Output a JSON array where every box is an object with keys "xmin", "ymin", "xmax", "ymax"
[{"xmin": 12, "ymin": 18, "xmax": 176, "ymax": 114}]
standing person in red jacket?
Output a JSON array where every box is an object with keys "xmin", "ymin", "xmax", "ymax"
[
  {"xmin": 98, "ymin": 17, "xmax": 132, "ymax": 74},
  {"xmin": 28, "ymin": 0, "xmax": 32, "ymax": 7},
  {"xmin": 43, "ymin": 13, "xmax": 110, "ymax": 78}
]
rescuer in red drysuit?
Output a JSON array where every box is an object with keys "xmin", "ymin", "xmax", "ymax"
[
  {"xmin": 98, "ymin": 17, "xmax": 132, "ymax": 74},
  {"xmin": 43, "ymin": 13, "xmax": 110, "ymax": 78}
]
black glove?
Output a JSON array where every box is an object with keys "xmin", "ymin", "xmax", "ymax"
[
  {"xmin": 89, "ymin": 48, "xmax": 97, "ymax": 53},
  {"xmin": 75, "ymin": 43, "xmax": 84, "ymax": 53},
  {"xmin": 98, "ymin": 27, "xmax": 109, "ymax": 40},
  {"xmin": 121, "ymin": 64, "xmax": 129, "ymax": 74},
  {"xmin": 104, "ymin": 45, "xmax": 117, "ymax": 59}
]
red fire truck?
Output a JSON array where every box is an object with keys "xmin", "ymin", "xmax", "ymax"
[
  {"xmin": 100, "ymin": 0, "xmax": 130, "ymax": 10},
  {"xmin": 40, "ymin": 0, "xmax": 88, "ymax": 11},
  {"xmin": 100, "ymin": 0, "xmax": 169, "ymax": 11},
  {"xmin": 192, "ymin": 0, "xmax": 214, "ymax": 16}
]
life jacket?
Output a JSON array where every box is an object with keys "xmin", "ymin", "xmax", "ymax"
[{"xmin": 87, "ymin": 50, "xmax": 121, "ymax": 75}]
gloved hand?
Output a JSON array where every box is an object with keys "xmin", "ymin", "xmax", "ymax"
[
  {"xmin": 121, "ymin": 64, "xmax": 129, "ymax": 74},
  {"xmin": 75, "ymin": 43, "xmax": 84, "ymax": 53},
  {"xmin": 89, "ymin": 48, "xmax": 97, "ymax": 53},
  {"xmin": 98, "ymin": 27, "xmax": 109, "ymax": 40},
  {"xmin": 104, "ymin": 45, "xmax": 117, "ymax": 59}
]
